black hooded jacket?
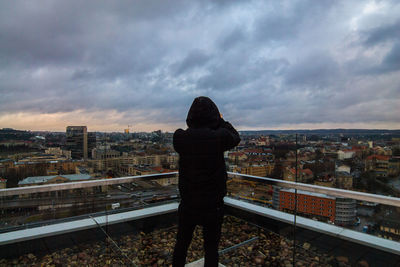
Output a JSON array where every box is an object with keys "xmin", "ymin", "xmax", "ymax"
[{"xmin": 173, "ymin": 97, "xmax": 240, "ymax": 212}]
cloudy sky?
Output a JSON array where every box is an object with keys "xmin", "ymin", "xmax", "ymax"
[{"xmin": 0, "ymin": 0, "xmax": 399, "ymax": 132}]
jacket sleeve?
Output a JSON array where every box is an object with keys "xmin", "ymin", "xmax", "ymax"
[
  {"xmin": 220, "ymin": 119, "xmax": 241, "ymax": 151},
  {"xmin": 173, "ymin": 129, "xmax": 185, "ymax": 154}
]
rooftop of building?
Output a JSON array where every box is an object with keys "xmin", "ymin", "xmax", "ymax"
[
  {"xmin": 1, "ymin": 172, "xmax": 400, "ymax": 266},
  {"xmin": 280, "ymin": 188, "xmax": 336, "ymax": 199},
  {"xmin": 0, "ymin": 215, "xmax": 355, "ymax": 266},
  {"xmin": 18, "ymin": 174, "xmax": 92, "ymax": 185}
]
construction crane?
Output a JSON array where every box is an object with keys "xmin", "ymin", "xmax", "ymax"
[{"xmin": 124, "ymin": 125, "xmax": 132, "ymax": 134}]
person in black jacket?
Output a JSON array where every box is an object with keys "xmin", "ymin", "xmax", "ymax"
[{"xmin": 172, "ymin": 96, "xmax": 240, "ymax": 267}]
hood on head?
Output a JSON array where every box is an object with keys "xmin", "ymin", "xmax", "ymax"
[{"xmin": 186, "ymin": 96, "xmax": 221, "ymax": 129}]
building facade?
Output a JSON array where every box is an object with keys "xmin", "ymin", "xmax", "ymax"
[
  {"xmin": 66, "ymin": 126, "xmax": 88, "ymax": 160},
  {"xmin": 334, "ymin": 198, "xmax": 357, "ymax": 226},
  {"xmin": 379, "ymin": 219, "xmax": 400, "ymax": 241},
  {"xmin": 365, "ymin": 155, "xmax": 390, "ymax": 177},
  {"xmin": 279, "ymin": 189, "xmax": 336, "ymax": 222}
]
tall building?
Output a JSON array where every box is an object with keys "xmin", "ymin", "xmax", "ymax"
[
  {"xmin": 87, "ymin": 132, "xmax": 97, "ymax": 158},
  {"xmin": 66, "ymin": 126, "xmax": 88, "ymax": 159}
]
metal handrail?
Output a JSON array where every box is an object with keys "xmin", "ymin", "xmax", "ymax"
[
  {"xmin": 228, "ymin": 172, "xmax": 400, "ymax": 208},
  {"xmin": 1, "ymin": 171, "xmax": 400, "ymax": 208},
  {"xmin": 0, "ymin": 172, "xmax": 178, "ymax": 197}
]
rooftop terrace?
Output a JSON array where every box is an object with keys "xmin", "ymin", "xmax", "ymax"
[{"xmin": 1, "ymin": 172, "xmax": 400, "ymax": 266}]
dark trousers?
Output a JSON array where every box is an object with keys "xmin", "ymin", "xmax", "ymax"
[{"xmin": 172, "ymin": 204, "xmax": 224, "ymax": 267}]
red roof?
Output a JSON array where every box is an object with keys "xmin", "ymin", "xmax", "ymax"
[
  {"xmin": 151, "ymin": 166, "xmax": 174, "ymax": 173},
  {"xmin": 288, "ymin": 168, "xmax": 313, "ymax": 176}
]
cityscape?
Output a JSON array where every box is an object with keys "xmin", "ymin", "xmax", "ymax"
[{"xmin": 0, "ymin": 125, "xmax": 400, "ymax": 265}]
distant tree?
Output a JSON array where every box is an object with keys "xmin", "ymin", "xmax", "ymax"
[
  {"xmin": 271, "ymin": 160, "xmax": 283, "ymax": 179},
  {"xmin": 308, "ymin": 135, "xmax": 320, "ymax": 141},
  {"xmin": 364, "ymin": 171, "xmax": 376, "ymax": 193},
  {"xmin": 5, "ymin": 168, "xmax": 19, "ymax": 188},
  {"xmin": 272, "ymin": 144, "xmax": 295, "ymax": 159},
  {"xmin": 315, "ymin": 149, "xmax": 323, "ymax": 160},
  {"xmin": 4, "ymin": 163, "xmax": 47, "ymax": 188}
]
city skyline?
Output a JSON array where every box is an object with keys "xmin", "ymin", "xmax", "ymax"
[{"xmin": 0, "ymin": 1, "xmax": 400, "ymax": 132}]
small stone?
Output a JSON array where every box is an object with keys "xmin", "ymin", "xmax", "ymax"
[
  {"xmin": 254, "ymin": 256, "xmax": 264, "ymax": 264},
  {"xmin": 302, "ymin": 242, "xmax": 311, "ymax": 250},
  {"xmin": 157, "ymin": 259, "xmax": 164, "ymax": 265},
  {"xmin": 357, "ymin": 260, "xmax": 369, "ymax": 267},
  {"xmin": 78, "ymin": 252, "xmax": 88, "ymax": 260},
  {"xmin": 314, "ymin": 256, "xmax": 319, "ymax": 261},
  {"xmin": 336, "ymin": 256, "xmax": 349, "ymax": 264}
]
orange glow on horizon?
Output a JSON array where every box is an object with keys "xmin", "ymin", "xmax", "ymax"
[{"xmin": 0, "ymin": 111, "xmax": 399, "ymax": 132}]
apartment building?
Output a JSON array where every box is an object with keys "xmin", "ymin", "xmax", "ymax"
[
  {"xmin": 336, "ymin": 171, "xmax": 353, "ymax": 189},
  {"xmin": 365, "ymin": 154, "xmax": 390, "ymax": 177},
  {"xmin": 45, "ymin": 147, "xmax": 71, "ymax": 159},
  {"xmin": 234, "ymin": 165, "xmax": 271, "ymax": 177},
  {"xmin": 279, "ymin": 189, "xmax": 336, "ymax": 222},
  {"xmin": 283, "ymin": 167, "xmax": 313, "ymax": 182},
  {"xmin": 379, "ymin": 219, "xmax": 400, "ymax": 241},
  {"xmin": 388, "ymin": 157, "xmax": 400, "ymax": 177}
]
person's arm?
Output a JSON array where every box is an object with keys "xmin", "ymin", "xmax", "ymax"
[
  {"xmin": 220, "ymin": 119, "xmax": 240, "ymax": 151},
  {"xmin": 173, "ymin": 129, "xmax": 185, "ymax": 154}
]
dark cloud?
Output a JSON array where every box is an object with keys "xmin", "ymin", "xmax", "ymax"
[
  {"xmin": 173, "ymin": 49, "xmax": 212, "ymax": 75},
  {"xmin": 355, "ymin": 42, "xmax": 400, "ymax": 75},
  {"xmin": 218, "ymin": 28, "xmax": 247, "ymax": 51},
  {"xmin": 285, "ymin": 53, "xmax": 341, "ymax": 88},
  {"xmin": 0, "ymin": 0, "xmax": 399, "ymax": 130},
  {"xmin": 252, "ymin": 0, "xmax": 335, "ymax": 44},
  {"xmin": 379, "ymin": 42, "xmax": 400, "ymax": 72},
  {"xmin": 362, "ymin": 19, "xmax": 400, "ymax": 46}
]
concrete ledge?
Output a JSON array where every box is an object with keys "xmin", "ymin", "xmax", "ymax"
[
  {"xmin": 224, "ymin": 197, "xmax": 400, "ymax": 256},
  {"xmin": 186, "ymin": 258, "xmax": 225, "ymax": 267},
  {"xmin": 0, "ymin": 202, "xmax": 179, "ymax": 245}
]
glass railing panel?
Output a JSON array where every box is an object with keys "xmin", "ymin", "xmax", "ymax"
[
  {"xmin": 227, "ymin": 172, "xmax": 400, "ymax": 236},
  {"xmin": 0, "ymin": 173, "xmax": 179, "ymax": 233},
  {"xmin": 0, "ymin": 210, "xmax": 179, "ymax": 266},
  {"xmin": 2, "ymin": 172, "xmax": 400, "ymax": 266},
  {"xmin": 226, "ymin": 172, "xmax": 400, "ymax": 266}
]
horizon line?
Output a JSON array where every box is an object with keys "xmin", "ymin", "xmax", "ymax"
[{"xmin": 3, "ymin": 127, "xmax": 400, "ymax": 133}]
